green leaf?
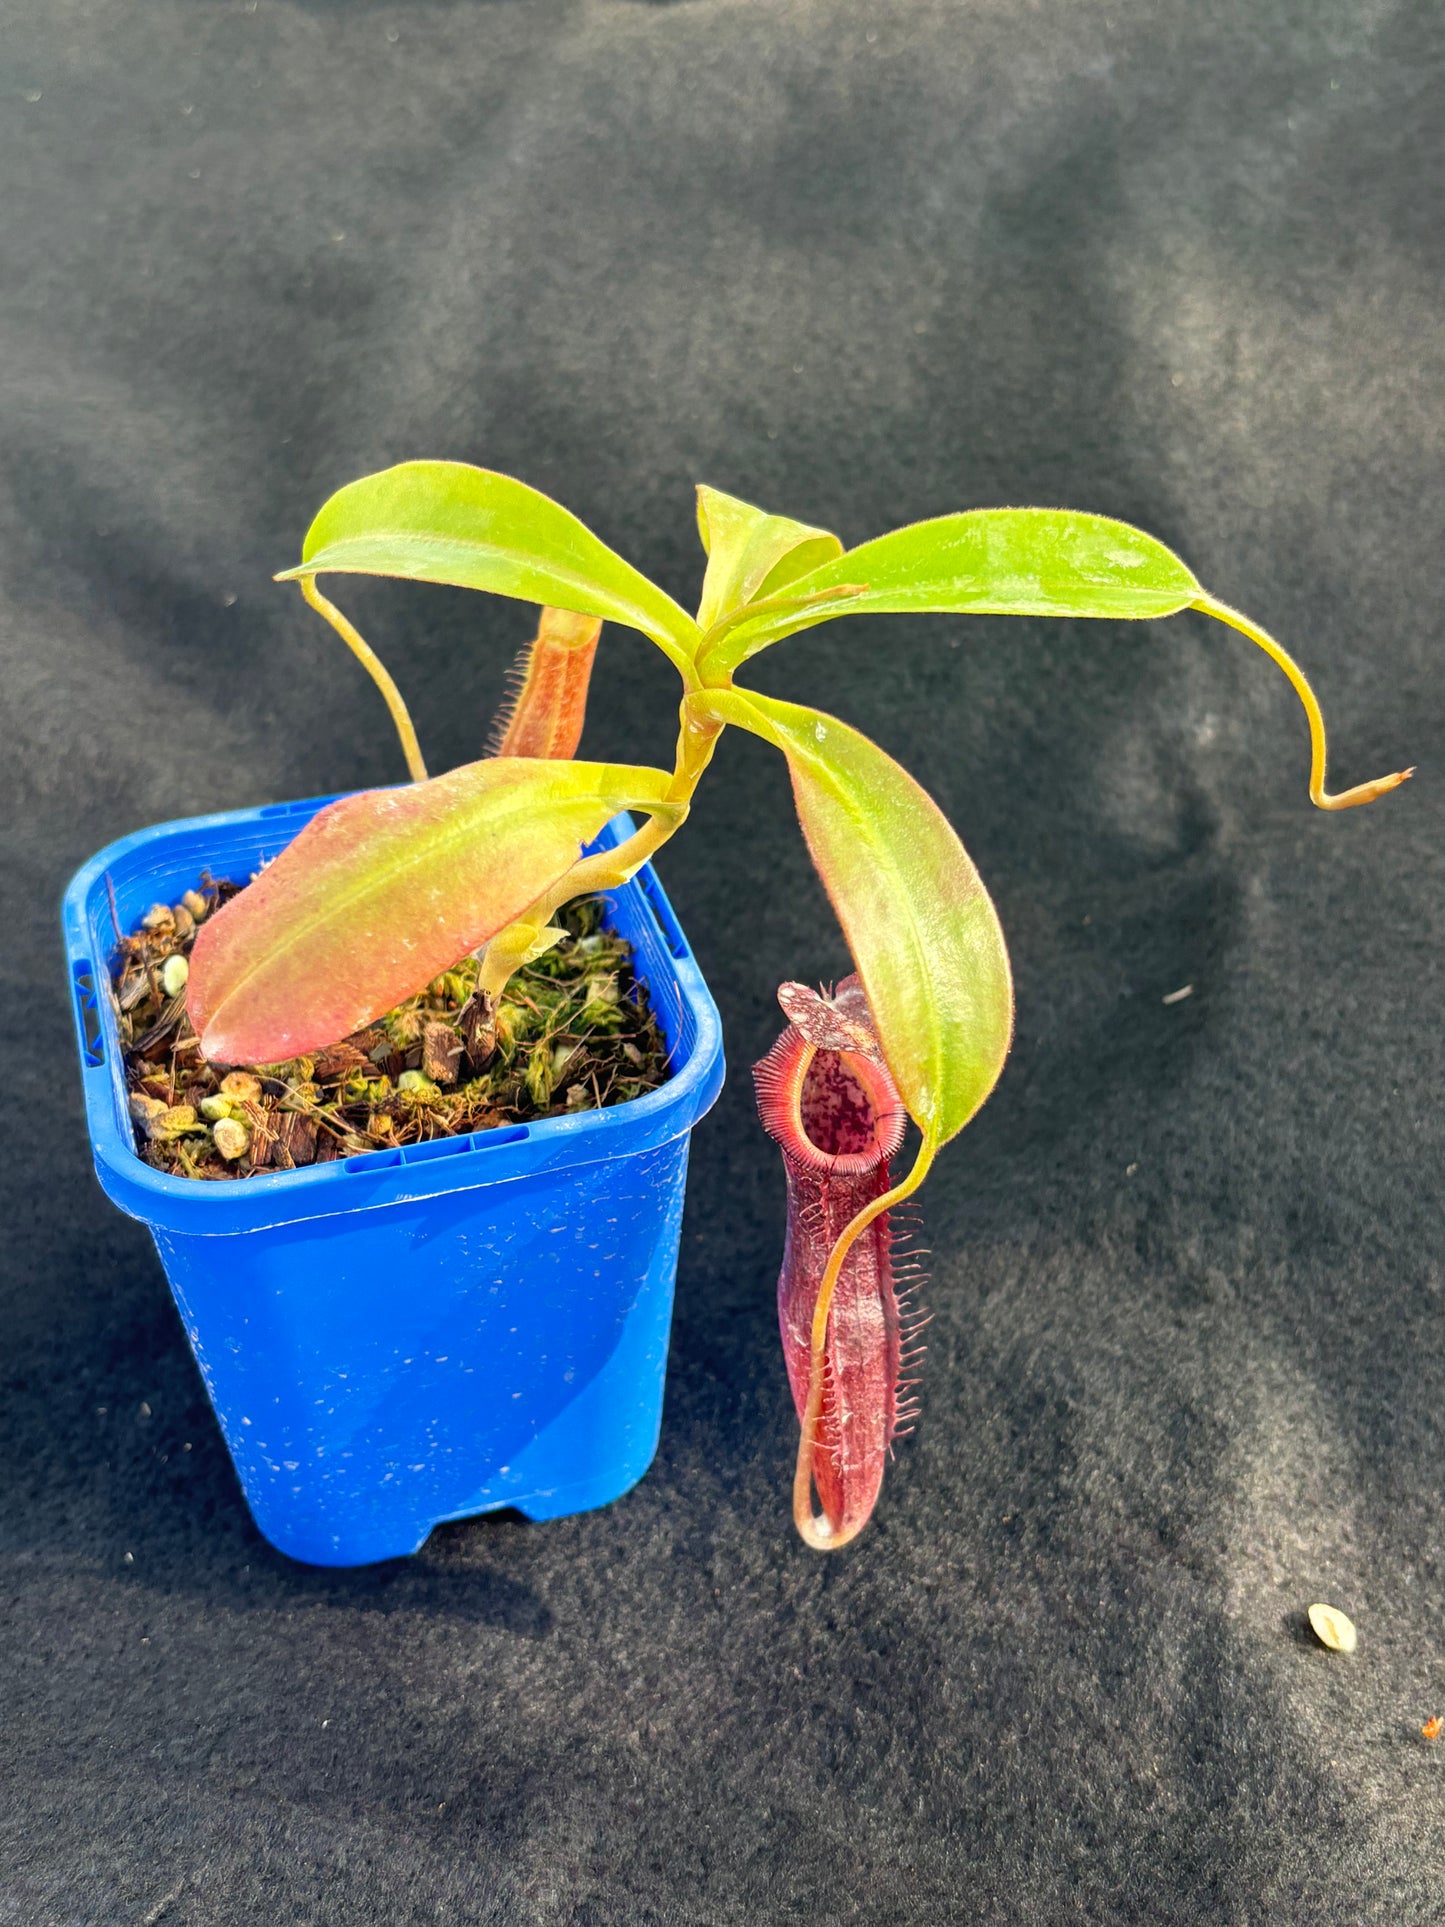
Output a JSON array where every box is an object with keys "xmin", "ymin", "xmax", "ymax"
[
  {"xmin": 700, "ymin": 508, "xmax": 1202, "ymax": 678},
  {"xmin": 693, "ymin": 688, "xmax": 1012, "ymax": 1144},
  {"xmin": 278, "ymin": 461, "xmax": 699, "ymax": 669},
  {"xmin": 188, "ymin": 757, "xmax": 681, "ymax": 1064},
  {"xmin": 694, "ymin": 484, "xmax": 844, "ymax": 633},
  {"xmin": 697, "ymin": 581, "xmax": 870, "ymax": 659}
]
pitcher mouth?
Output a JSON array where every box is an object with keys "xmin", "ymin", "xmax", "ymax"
[
  {"xmin": 757, "ymin": 1028, "xmax": 907, "ymax": 1175},
  {"xmin": 754, "ymin": 976, "xmax": 908, "ymax": 1175}
]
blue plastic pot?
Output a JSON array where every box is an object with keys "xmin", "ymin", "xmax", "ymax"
[{"xmin": 62, "ymin": 795, "xmax": 724, "ymax": 1566}]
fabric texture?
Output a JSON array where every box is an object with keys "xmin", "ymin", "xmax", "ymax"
[{"xmin": 5, "ymin": 1, "xmax": 1441, "ymax": 1919}]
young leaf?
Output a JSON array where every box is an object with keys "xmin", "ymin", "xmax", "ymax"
[
  {"xmin": 697, "ymin": 581, "xmax": 869, "ymax": 664},
  {"xmin": 694, "ymin": 484, "xmax": 845, "ymax": 633},
  {"xmin": 277, "ymin": 461, "xmax": 699, "ymax": 672},
  {"xmin": 692, "ymin": 688, "xmax": 1012, "ymax": 1145},
  {"xmin": 188, "ymin": 757, "xmax": 682, "ymax": 1064},
  {"xmin": 699, "ymin": 508, "xmax": 1201, "ymax": 677}
]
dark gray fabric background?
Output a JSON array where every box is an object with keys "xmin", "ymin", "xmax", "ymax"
[{"xmin": 5, "ymin": 1, "xmax": 1442, "ymax": 1920}]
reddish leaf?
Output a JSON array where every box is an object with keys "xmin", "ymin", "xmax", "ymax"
[{"xmin": 188, "ymin": 757, "xmax": 677, "ymax": 1064}]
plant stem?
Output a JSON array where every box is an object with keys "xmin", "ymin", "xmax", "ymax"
[
  {"xmin": 477, "ymin": 704, "xmax": 724, "ymax": 998},
  {"xmin": 299, "ymin": 576, "xmax": 429, "ymax": 783}
]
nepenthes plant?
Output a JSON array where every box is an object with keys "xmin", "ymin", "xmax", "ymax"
[{"xmin": 186, "ymin": 462, "xmax": 1411, "ymax": 1550}]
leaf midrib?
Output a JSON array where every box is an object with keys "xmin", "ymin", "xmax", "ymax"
[{"xmin": 293, "ymin": 530, "xmax": 697, "ymax": 651}]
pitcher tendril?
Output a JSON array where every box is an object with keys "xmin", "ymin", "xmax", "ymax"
[
  {"xmin": 298, "ymin": 575, "xmax": 429, "ymax": 784},
  {"xmin": 792, "ymin": 1149, "xmax": 936, "ymax": 1553},
  {"xmin": 1195, "ymin": 596, "xmax": 1413, "ymax": 810},
  {"xmin": 185, "ymin": 463, "xmax": 1412, "ymax": 1547}
]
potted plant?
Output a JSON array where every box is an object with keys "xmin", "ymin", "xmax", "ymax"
[{"xmin": 65, "ymin": 462, "xmax": 1409, "ymax": 1563}]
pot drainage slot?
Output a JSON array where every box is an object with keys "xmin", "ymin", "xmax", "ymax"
[
  {"xmin": 402, "ymin": 1136, "xmax": 473, "ymax": 1166},
  {"xmin": 72, "ymin": 959, "xmax": 104, "ymax": 1067},
  {"xmin": 344, "ymin": 1147, "xmax": 402, "ymax": 1173},
  {"xmin": 344, "ymin": 1125, "xmax": 530, "ymax": 1174}
]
